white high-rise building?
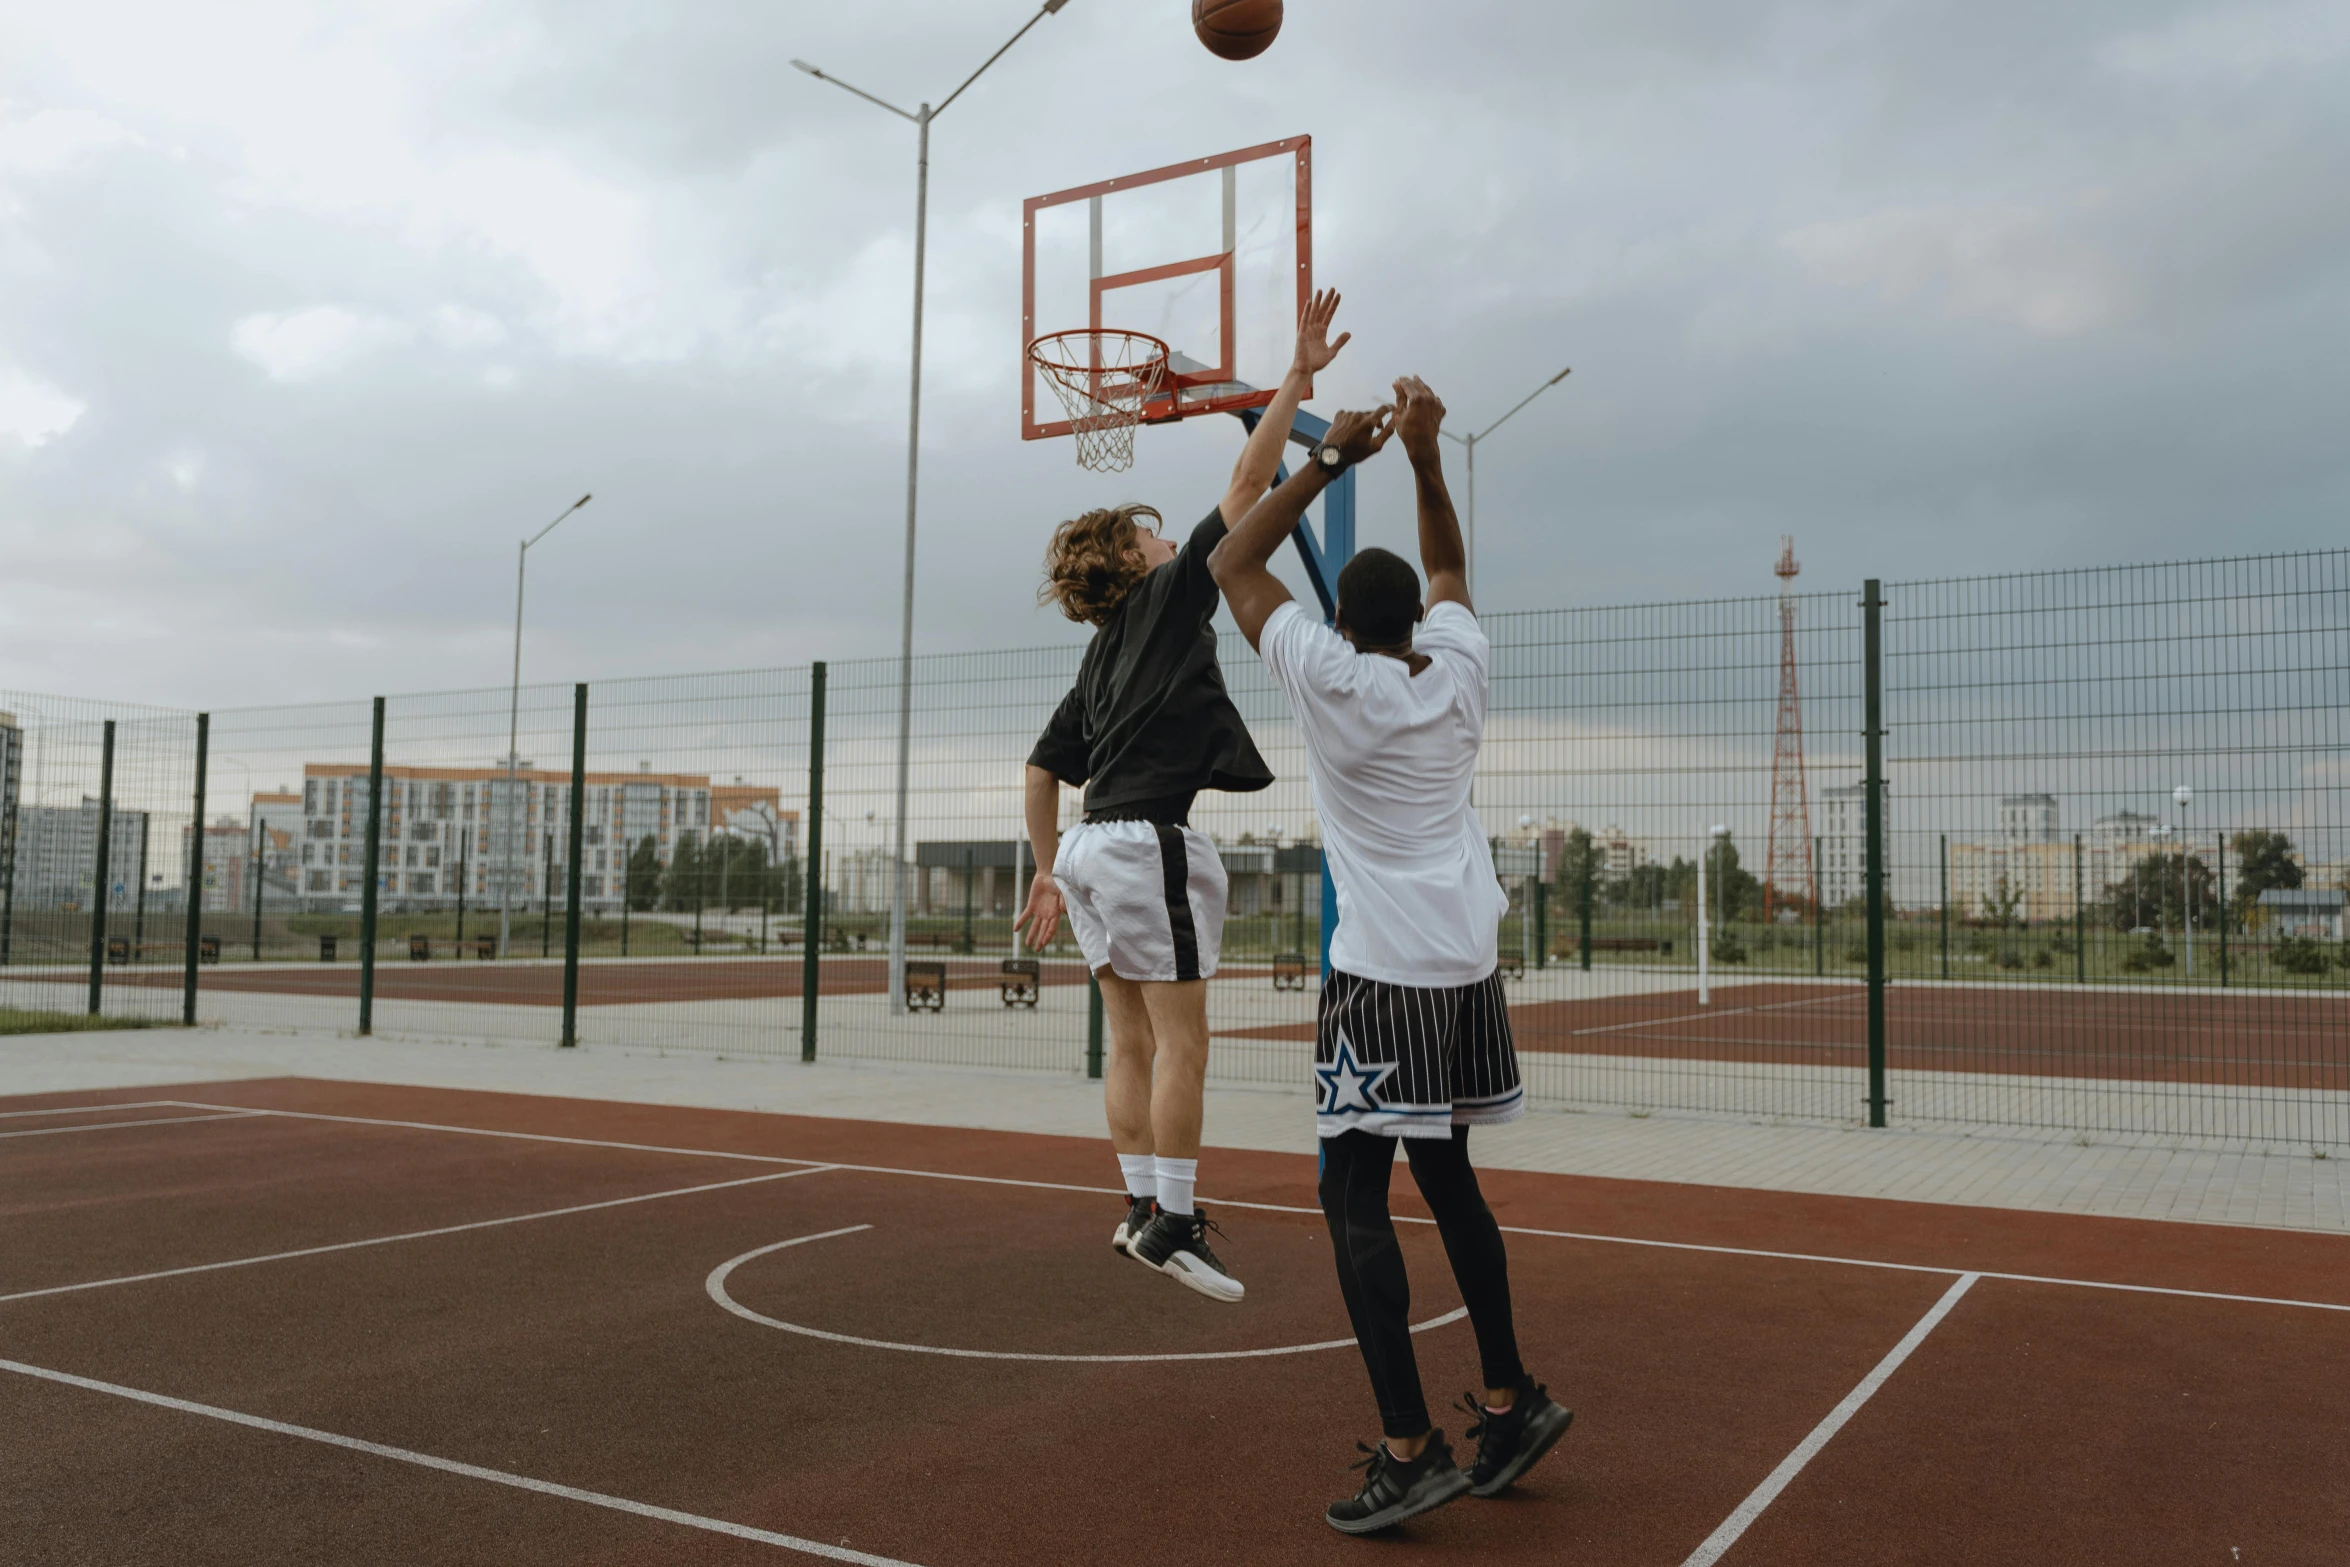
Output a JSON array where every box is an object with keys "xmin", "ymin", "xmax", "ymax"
[{"xmin": 1818, "ymin": 782, "xmax": 1891, "ymax": 909}]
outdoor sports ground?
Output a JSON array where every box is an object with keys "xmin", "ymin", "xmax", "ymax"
[{"xmin": 4, "ymin": 1071, "xmax": 2345, "ymax": 1565}]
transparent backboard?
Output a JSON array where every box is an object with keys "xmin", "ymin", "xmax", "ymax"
[{"xmin": 1022, "ymin": 136, "xmax": 1311, "ymax": 441}]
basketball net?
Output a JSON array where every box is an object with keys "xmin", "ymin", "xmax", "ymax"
[{"xmin": 1027, "ymin": 329, "xmax": 1170, "ymax": 473}]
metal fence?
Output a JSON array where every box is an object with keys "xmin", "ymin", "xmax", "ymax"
[{"xmin": 4, "ymin": 547, "xmax": 2344, "ymax": 1152}]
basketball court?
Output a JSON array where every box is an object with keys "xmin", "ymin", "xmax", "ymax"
[{"xmin": 4, "ymin": 1077, "xmax": 2344, "ymax": 1564}]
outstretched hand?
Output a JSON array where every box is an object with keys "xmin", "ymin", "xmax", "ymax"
[
  {"xmin": 1291, "ymin": 288, "xmax": 1350, "ymax": 378},
  {"xmin": 1327, "ymin": 404, "xmax": 1396, "ymax": 465},
  {"xmin": 1392, "ymin": 375, "xmax": 1447, "ymax": 457},
  {"xmin": 1016, "ymin": 872, "xmax": 1065, "ymax": 951}
]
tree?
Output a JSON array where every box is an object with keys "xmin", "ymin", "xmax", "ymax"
[
  {"xmin": 663, "ymin": 832, "xmax": 703, "ymax": 912},
  {"xmin": 702, "ymin": 834, "xmax": 769, "ymax": 912},
  {"xmin": 2105, "ymin": 850, "xmax": 2216, "ymax": 933},
  {"xmin": 1703, "ymin": 833, "xmax": 1761, "ymax": 923},
  {"xmin": 624, "ymin": 836, "xmax": 663, "ymax": 911},
  {"xmin": 2229, "ymin": 829, "xmax": 2301, "ymax": 927},
  {"xmin": 1623, "ymin": 861, "xmax": 1669, "ymax": 911},
  {"xmin": 1980, "ymin": 874, "xmax": 2022, "ymax": 930}
]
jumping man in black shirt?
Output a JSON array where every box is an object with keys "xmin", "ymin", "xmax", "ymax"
[{"xmin": 1018, "ymin": 289, "xmax": 1352, "ymax": 1303}]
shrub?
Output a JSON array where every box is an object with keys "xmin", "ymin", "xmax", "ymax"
[
  {"xmin": 1844, "ymin": 943, "xmax": 1869, "ymax": 965},
  {"xmin": 1712, "ymin": 931, "xmax": 1748, "ymax": 964},
  {"xmin": 2031, "ymin": 947, "xmax": 2054, "ymax": 969},
  {"xmin": 2272, "ymin": 936, "xmax": 2331, "ymax": 976},
  {"xmin": 2120, "ymin": 933, "xmax": 2176, "ymax": 974},
  {"xmin": 1995, "ymin": 948, "xmax": 2024, "ymax": 970}
]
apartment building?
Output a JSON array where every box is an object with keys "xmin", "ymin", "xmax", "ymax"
[
  {"xmin": 1947, "ymin": 800, "xmax": 2166, "ymax": 922},
  {"xmin": 6, "ymin": 798, "xmax": 151, "ymax": 911}
]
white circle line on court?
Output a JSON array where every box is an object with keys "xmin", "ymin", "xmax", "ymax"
[{"xmin": 706, "ymin": 1225, "xmax": 1469, "ymax": 1363}]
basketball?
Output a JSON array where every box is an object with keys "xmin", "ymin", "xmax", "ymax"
[{"xmin": 1193, "ymin": 0, "xmax": 1283, "ymax": 61}]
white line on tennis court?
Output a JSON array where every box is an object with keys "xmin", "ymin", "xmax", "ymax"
[
  {"xmin": 0, "ymin": 1099, "xmax": 181, "ymax": 1120},
  {"xmin": 1677, "ymin": 1273, "xmax": 1981, "ymax": 1567},
  {"xmin": 147, "ymin": 1100, "xmax": 2350, "ymax": 1316},
  {"xmin": 148, "ymin": 1101, "xmax": 831, "ymax": 1168},
  {"xmin": 0, "ymin": 1165, "xmax": 838, "ymax": 1306},
  {"xmin": 0, "ymin": 1111, "xmax": 262, "ymax": 1141},
  {"xmin": 0, "ymin": 1355, "xmax": 923, "ymax": 1566},
  {"xmin": 706, "ymin": 1226, "xmax": 1471, "ymax": 1362},
  {"xmin": 1568, "ymin": 992, "xmax": 1855, "ymax": 1038}
]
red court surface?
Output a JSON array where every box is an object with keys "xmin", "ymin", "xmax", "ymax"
[
  {"xmin": 4, "ymin": 1079, "xmax": 2346, "ymax": 1564},
  {"xmin": 1233, "ymin": 981, "xmax": 2350, "ymax": 1088}
]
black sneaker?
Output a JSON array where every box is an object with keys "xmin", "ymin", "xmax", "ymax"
[
  {"xmin": 1324, "ymin": 1431, "xmax": 1473, "ymax": 1535},
  {"xmin": 1110, "ymin": 1194, "xmax": 1156, "ymax": 1259},
  {"xmin": 1128, "ymin": 1206, "xmax": 1244, "ymax": 1303},
  {"xmin": 1459, "ymin": 1383, "xmax": 1574, "ymax": 1497}
]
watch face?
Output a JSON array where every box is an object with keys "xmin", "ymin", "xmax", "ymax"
[{"xmin": 1318, "ymin": 444, "xmax": 1341, "ymax": 466}]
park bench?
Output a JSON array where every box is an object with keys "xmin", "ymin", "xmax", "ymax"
[
  {"xmin": 476, "ymin": 934, "xmax": 496, "ymax": 960},
  {"xmin": 1000, "ymin": 957, "xmax": 1041, "ymax": 1008},
  {"xmin": 1272, "ymin": 952, "xmax": 1310, "ymax": 992},
  {"xmin": 1583, "ymin": 936, "xmax": 1672, "ymax": 954},
  {"xmin": 904, "ymin": 960, "xmax": 947, "ymax": 1012},
  {"xmin": 104, "ymin": 937, "xmax": 177, "ymax": 964}
]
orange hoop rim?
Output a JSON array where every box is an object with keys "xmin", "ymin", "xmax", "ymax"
[{"xmin": 1025, "ymin": 327, "xmax": 1172, "ymax": 380}]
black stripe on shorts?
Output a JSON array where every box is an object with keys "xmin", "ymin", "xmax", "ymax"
[{"xmin": 1153, "ymin": 822, "xmax": 1201, "ymax": 982}]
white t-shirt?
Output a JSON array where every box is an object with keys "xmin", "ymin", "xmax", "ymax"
[{"xmin": 1259, "ymin": 598, "xmax": 1508, "ymax": 988}]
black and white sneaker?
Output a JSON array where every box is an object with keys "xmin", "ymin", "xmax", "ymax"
[
  {"xmin": 1128, "ymin": 1207, "xmax": 1245, "ymax": 1303},
  {"xmin": 1324, "ymin": 1431, "xmax": 1473, "ymax": 1535},
  {"xmin": 1111, "ymin": 1195, "xmax": 1156, "ymax": 1260},
  {"xmin": 1460, "ymin": 1383, "xmax": 1574, "ymax": 1497}
]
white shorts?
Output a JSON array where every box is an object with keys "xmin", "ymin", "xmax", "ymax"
[{"xmin": 1054, "ymin": 820, "xmax": 1227, "ymax": 983}]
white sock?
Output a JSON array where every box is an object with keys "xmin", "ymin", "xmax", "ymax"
[
  {"xmin": 1117, "ymin": 1153, "xmax": 1155, "ymax": 1201},
  {"xmin": 1155, "ymin": 1156, "xmax": 1197, "ymax": 1216}
]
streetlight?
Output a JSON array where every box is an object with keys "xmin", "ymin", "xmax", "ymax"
[
  {"xmin": 501, "ymin": 492, "xmax": 592, "ymax": 958},
  {"xmin": 2174, "ymin": 784, "xmax": 2195, "ymax": 977},
  {"xmin": 794, "ymin": 0, "xmax": 1075, "ymax": 1015},
  {"xmin": 1438, "ymin": 365, "xmax": 1572, "ymax": 599}
]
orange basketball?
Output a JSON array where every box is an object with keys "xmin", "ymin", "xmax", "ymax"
[{"xmin": 1193, "ymin": 0, "xmax": 1282, "ymax": 61}]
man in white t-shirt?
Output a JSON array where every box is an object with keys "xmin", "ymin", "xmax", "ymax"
[{"xmin": 1210, "ymin": 378, "xmax": 1572, "ymax": 1535}]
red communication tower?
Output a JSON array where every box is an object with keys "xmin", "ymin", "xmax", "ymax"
[{"xmin": 1764, "ymin": 536, "xmax": 1814, "ymax": 919}]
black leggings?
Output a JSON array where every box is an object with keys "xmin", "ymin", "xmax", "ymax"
[{"xmin": 1318, "ymin": 1127, "xmax": 1525, "ymax": 1439}]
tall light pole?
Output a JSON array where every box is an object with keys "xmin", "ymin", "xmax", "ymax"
[
  {"xmin": 501, "ymin": 493, "xmax": 592, "ymax": 958},
  {"xmin": 1439, "ymin": 365, "xmax": 1572, "ymax": 599},
  {"xmin": 794, "ymin": 1, "xmax": 1073, "ymax": 1013},
  {"xmin": 2174, "ymin": 784, "xmax": 2194, "ymax": 977}
]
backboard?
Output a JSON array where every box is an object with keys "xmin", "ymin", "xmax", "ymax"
[{"xmin": 1021, "ymin": 135, "xmax": 1311, "ymax": 443}]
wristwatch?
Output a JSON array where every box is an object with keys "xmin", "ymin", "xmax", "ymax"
[{"xmin": 1310, "ymin": 440, "xmax": 1347, "ymax": 472}]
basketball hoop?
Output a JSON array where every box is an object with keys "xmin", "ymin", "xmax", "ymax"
[{"xmin": 1026, "ymin": 329, "xmax": 1170, "ymax": 473}]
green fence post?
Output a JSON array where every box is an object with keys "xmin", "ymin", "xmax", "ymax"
[
  {"xmin": 181, "ymin": 713, "xmax": 209, "ymax": 1026},
  {"xmin": 560, "ymin": 683, "xmax": 587, "ymax": 1048},
  {"xmin": 1862, "ymin": 580, "xmax": 1887, "ymax": 1128},
  {"xmin": 960, "ymin": 846, "xmax": 975, "ymax": 954},
  {"xmin": 1939, "ymin": 833, "xmax": 1949, "ymax": 981},
  {"xmin": 2073, "ymin": 833, "xmax": 2086, "ymax": 984},
  {"xmin": 1812, "ymin": 835, "xmax": 1824, "ymax": 977},
  {"xmin": 358, "ymin": 696, "xmax": 385, "ymax": 1036},
  {"xmin": 1087, "ymin": 970, "xmax": 1105, "ymax": 1080},
  {"xmin": 250, "ymin": 816, "xmax": 265, "ymax": 961},
  {"xmin": 133, "ymin": 814, "xmax": 150, "ymax": 955},
  {"xmin": 87, "ymin": 719, "xmax": 116, "ymax": 1016},
  {"xmin": 541, "ymin": 831, "xmax": 553, "ymax": 958},
  {"xmin": 1578, "ymin": 861, "xmax": 1593, "ymax": 972},
  {"xmin": 1532, "ymin": 873, "xmax": 1547, "ymax": 969},
  {"xmin": 800, "ymin": 662, "xmax": 826, "ymax": 1063},
  {"xmin": 2215, "ymin": 830, "xmax": 2227, "ymax": 987},
  {"xmin": 455, "ymin": 834, "xmax": 468, "ymax": 942}
]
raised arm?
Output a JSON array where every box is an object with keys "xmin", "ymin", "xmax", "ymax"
[
  {"xmin": 1392, "ymin": 376, "xmax": 1470, "ymax": 615},
  {"xmin": 1218, "ymin": 289, "xmax": 1349, "ymax": 526},
  {"xmin": 1208, "ymin": 405, "xmax": 1394, "ymax": 649}
]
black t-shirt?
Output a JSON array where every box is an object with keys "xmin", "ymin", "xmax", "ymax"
[{"xmin": 1029, "ymin": 508, "xmax": 1274, "ymax": 820}]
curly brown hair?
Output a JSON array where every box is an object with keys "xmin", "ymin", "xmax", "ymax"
[{"xmin": 1038, "ymin": 504, "xmax": 1162, "ymax": 626}]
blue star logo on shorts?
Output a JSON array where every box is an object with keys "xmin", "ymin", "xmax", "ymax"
[{"xmin": 1316, "ymin": 1033, "xmax": 1396, "ymax": 1116}]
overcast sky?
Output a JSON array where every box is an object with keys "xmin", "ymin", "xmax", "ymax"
[{"xmin": 3, "ymin": 0, "xmax": 2346, "ymax": 709}]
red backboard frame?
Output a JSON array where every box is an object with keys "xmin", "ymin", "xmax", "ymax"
[{"xmin": 1022, "ymin": 135, "xmax": 1312, "ymax": 442}]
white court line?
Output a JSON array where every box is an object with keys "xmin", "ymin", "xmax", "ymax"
[
  {"xmin": 0, "ymin": 1111, "xmax": 261, "ymax": 1142},
  {"xmin": 150, "ymin": 1101, "xmax": 2350, "ymax": 1316},
  {"xmin": 0, "ymin": 1166, "xmax": 839, "ymax": 1306},
  {"xmin": 706, "ymin": 1227, "xmax": 1471, "ymax": 1362},
  {"xmin": 1678, "ymin": 1273, "xmax": 1981, "ymax": 1567},
  {"xmin": 0, "ymin": 1099, "xmax": 179, "ymax": 1120},
  {"xmin": 0, "ymin": 1356, "xmax": 922, "ymax": 1566},
  {"xmin": 1569, "ymin": 992, "xmax": 1855, "ymax": 1038}
]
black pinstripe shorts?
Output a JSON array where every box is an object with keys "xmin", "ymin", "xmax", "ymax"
[{"xmin": 1312, "ymin": 968, "xmax": 1526, "ymax": 1140}]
